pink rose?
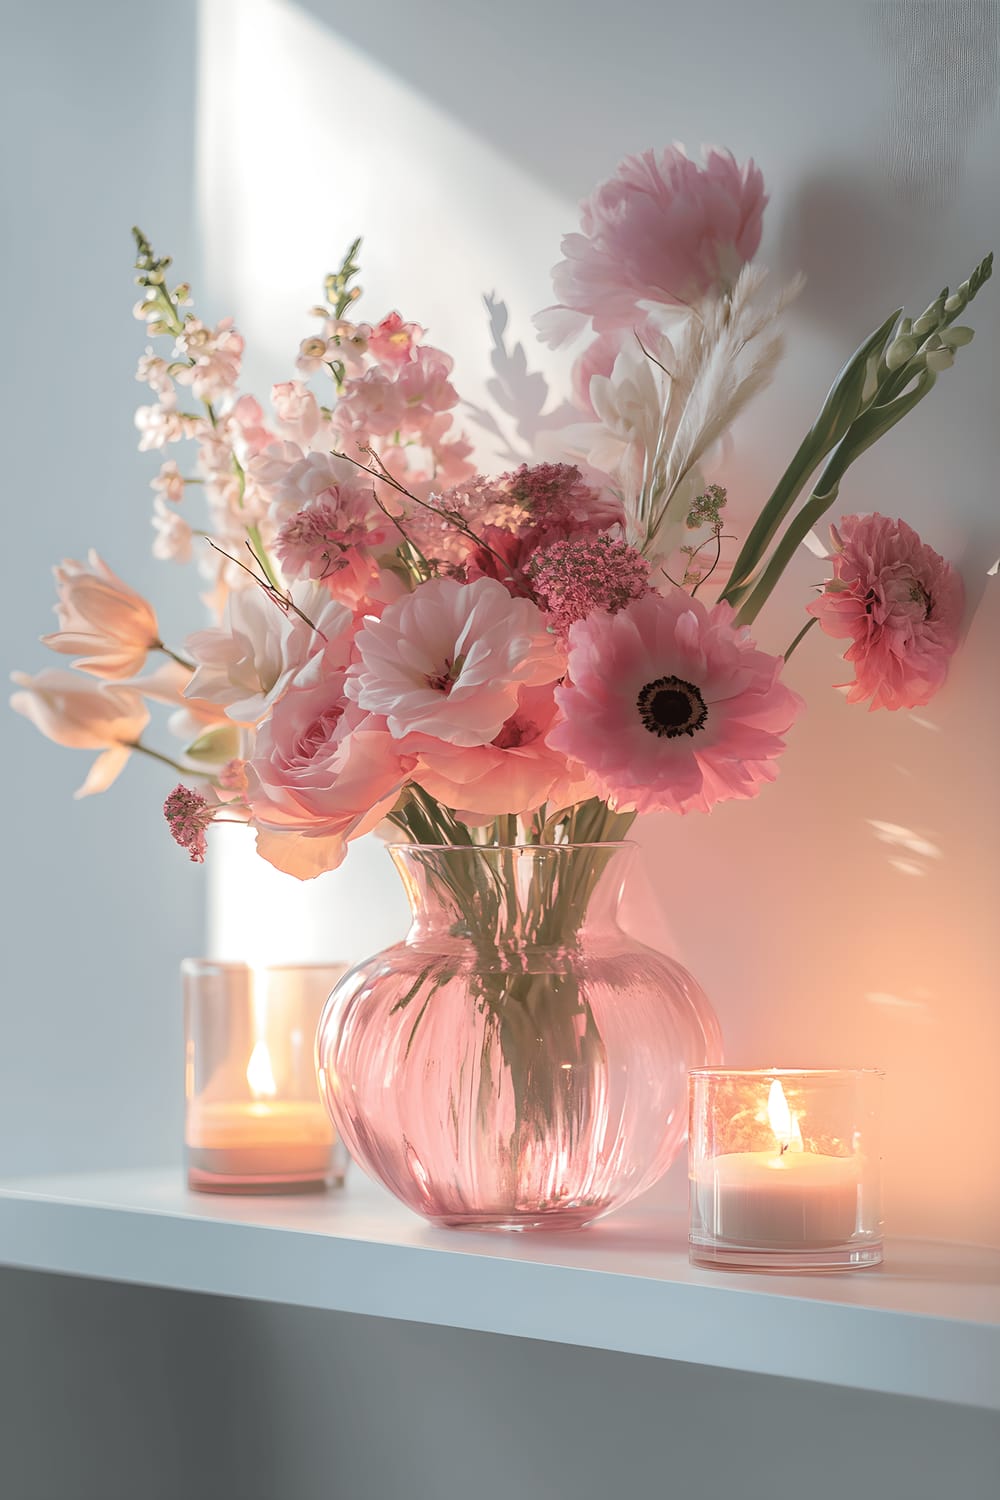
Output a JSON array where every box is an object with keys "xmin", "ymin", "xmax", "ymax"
[
  {"xmin": 808, "ymin": 513, "xmax": 964, "ymax": 710},
  {"xmin": 535, "ymin": 145, "xmax": 766, "ymax": 345},
  {"xmin": 246, "ymin": 666, "xmax": 412, "ymax": 879},
  {"xmin": 10, "ymin": 668, "xmax": 149, "ymax": 797},
  {"xmin": 41, "ymin": 552, "xmax": 161, "ymax": 679}
]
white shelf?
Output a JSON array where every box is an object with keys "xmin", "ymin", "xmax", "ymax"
[{"xmin": 0, "ymin": 1167, "xmax": 997, "ymax": 1410}]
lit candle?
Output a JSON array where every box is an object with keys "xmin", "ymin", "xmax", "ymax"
[
  {"xmin": 184, "ymin": 960, "xmax": 345, "ymax": 1193},
  {"xmin": 693, "ymin": 1079, "xmax": 861, "ymax": 1249}
]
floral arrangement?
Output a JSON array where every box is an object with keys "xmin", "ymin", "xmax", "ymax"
[{"xmin": 12, "ymin": 145, "xmax": 991, "ymax": 882}]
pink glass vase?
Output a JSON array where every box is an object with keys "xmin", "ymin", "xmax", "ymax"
[{"xmin": 316, "ymin": 843, "xmax": 721, "ymax": 1230}]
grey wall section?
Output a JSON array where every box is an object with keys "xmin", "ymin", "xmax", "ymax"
[
  {"xmin": 1, "ymin": 4, "xmax": 998, "ymax": 1499},
  {"xmin": 0, "ymin": 0, "xmax": 204, "ymax": 1175},
  {"xmin": 1, "ymin": 1269, "xmax": 998, "ymax": 1500}
]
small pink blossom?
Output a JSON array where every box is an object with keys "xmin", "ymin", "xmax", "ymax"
[
  {"xmin": 368, "ymin": 312, "xmax": 423, "ymax": 367},
  {"xmin": 346, "ymin": 576, "xmax": 561, "ymax": 746},
  {"xmin": 271, "ymin": 380, "xmax": 322, "ymax": 446},
  {"xmin": 229, "ymin": 394, "xmax": 275, "ymax": 456},
  {"xmin": 10, "ymin": 669, "xmax": 149, "ymax": 797},
  {"xmin": 151, "ymin": 459, "xmax": 186, "ymax": 503},
  {"xmin": 135, "ymin": 399, "xmax": 185, "ymax": 451},
  {"xmin": 394, "ymin": 348, "xmax": 459, "ymax": 423},
  {"xmin": 174, "ymin": 316, "xmax": 244, "ymax": 402},
  {"xmin": 136, "ymin": 352, "xmax": 174, "ymax": 397},
  {"xmin": 42, "ymin": 552, "xmax": 161, "ymax": 679},
  {"xmin": 548, "ymin": 590, "xmax": 802, "ymax": 814},
  {"xmin": 807, "ymin": 513, "xmax": 964, "ymax": 710},
  {"xmin": 535, "ymin": 145, "xmax": 767, "ymax": 345},
  {"xmin": 529, "ymin": 534, "xmax": 651, "ymax": 635},
  {"xmin": 164, "ymin": 784, "xmax": 215, "ymax": 862},
  {"xmin": 335, "ymin": 368, "xmax": 406, "ymax": 436},
  {"xmin": 152, "ymin": 497, "xmax": 194, "ymax": 563}
]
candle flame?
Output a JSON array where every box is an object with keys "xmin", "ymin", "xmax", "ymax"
[
  {"xmin": 767, "ymin": 1079, "xmax": 803, "ymax": 1153},
  {"xmin": 246, "ymin": 1038, "xmax": 277, "ymax": 1099}
]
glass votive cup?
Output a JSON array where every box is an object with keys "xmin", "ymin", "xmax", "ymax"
[
  {"xmin": 688, "ymin": 1067, "xmax": 883, "ymax": 1272},
  {"xmin": 183, "ymin": 960, "xmax": 347, "ymax": 1195}
]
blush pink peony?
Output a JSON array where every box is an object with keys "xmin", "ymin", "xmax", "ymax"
[
  {"xmin": 807, "ymin": 513, "xmax": 964, "ymax": 710},
  {"xmin": 547, "ymin": 590, "xmax": 802, "ymax": 814},
  {"xmin": 536, "ymin": 145, "xmax": 766, "ymax": 345},
  {"xmin": 42, "ymin": 552, "xmax": 161, "ymax": 679},
  {"xmin": 346, "ymin": 576, "xmax": 561, "ymax": 746}
]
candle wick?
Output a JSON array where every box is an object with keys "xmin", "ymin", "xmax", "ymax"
[{"xmin": 779, "ymin": 1141, "xmax": 789, "ymax": 1156}]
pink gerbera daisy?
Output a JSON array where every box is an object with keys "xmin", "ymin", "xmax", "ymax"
[
  {"xmin": 547, "ymin": 590, "xmax": 802, "ymax": 814},
  {"xmin": 807, "ymin": 513, "xmax": 964, "ymax": 711}
]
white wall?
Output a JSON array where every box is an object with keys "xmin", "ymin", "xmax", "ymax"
[{"xmin": 199, "ymin": 0, "xmax": 1000, "ymax": 1242}]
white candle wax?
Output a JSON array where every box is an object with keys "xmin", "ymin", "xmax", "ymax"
[
  {"xmin": 693, "ymin": 1149, "xmax": 861, "ymax": 1248},
  {"xmin": 186, "ymin": 1100, "xmax": 334, "ymax": 1178}
]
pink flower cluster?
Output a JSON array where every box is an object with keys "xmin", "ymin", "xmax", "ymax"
[{"xmin": 10, "ymin": 181, "xmax": 973, "ymax": 884}]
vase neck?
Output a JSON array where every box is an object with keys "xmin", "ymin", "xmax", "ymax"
[{"xmin": 388, "ymin": 843, "xmax": 634, "ymax": 949}]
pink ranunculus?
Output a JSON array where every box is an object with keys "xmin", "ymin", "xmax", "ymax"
[
  {"xmin": 41, "ymin": 552, "xmax": 161, "ymax": 679},
  {"xmin": 246, "ymin": 666, "xmax": 412, "ymax": 879},
  {"xmin": 807, "ymin": 513, "xmax": 964, "ymax": 711},
  {"xmin": 409, "ymin": 685, "xmax": 571, "ymax": 818},
  {"xmin": 547, "ymin": 589, "xmax": 802, "ymax": 814},
  {"xmin": 368, "ymin": 312, "xmax": 424, "ymax": 368},
  {"xmin": 184, "ymin": 586, "xmax": 352, "ymax": 725},
  {"xmin": 271, "ymin": 380, "xmax": 322, "ymax": 447},
  {"xmin": 346, "ymin": 576, "xmax": 562, "ymax": 747},
  {"xmin": 10, "ymin": 668, "xmax": 149, "ymax": 797},
  {"xmin": 535, "ymin": 145, "xmax": 767, "ymax": 345}
]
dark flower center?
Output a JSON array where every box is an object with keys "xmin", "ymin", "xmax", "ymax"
[{"xmin": 636, "ymin": 676, "xmax": 708, "ymax": 738}]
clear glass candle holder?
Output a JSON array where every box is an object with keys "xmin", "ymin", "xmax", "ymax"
[
  {"xmin": 688, "ymin": 1068, "xmax": 883, "ymax": 1272},
  {"xmin": 183, "ymin": 960, "xmax": 347, "ymax": 1195}
]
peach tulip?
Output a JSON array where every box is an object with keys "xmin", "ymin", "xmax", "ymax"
[
  {"xmin": 10, "ymin": 668, "xmax": 150, "ymax": 797},
  {"xmin": 42, "ymin": 551, "xmax": 161, "ymax": 679}
]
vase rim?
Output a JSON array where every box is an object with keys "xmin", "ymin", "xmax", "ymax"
[{"xmin": 386, "ymin": 840, "xmax": 637, "ymax": 853}]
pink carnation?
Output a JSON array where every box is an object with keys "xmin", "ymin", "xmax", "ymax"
[
  {"xmin": 529, "ymin": 534, "xmax": 651, "ymax": 635},
  {"xmin": 536, "ymin": 145, "xmax": 766, "ymax": 345},
  {"xmin": 273, "ymin": 483, "xmax": 388, "ymax": 605},
  {"xmin": 807, "ymin": 513, "xmax": 964, "ymax": 711},
  {"xmin": 547, "ymin": 590, "xmax": 802, "ymax": 814}
]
